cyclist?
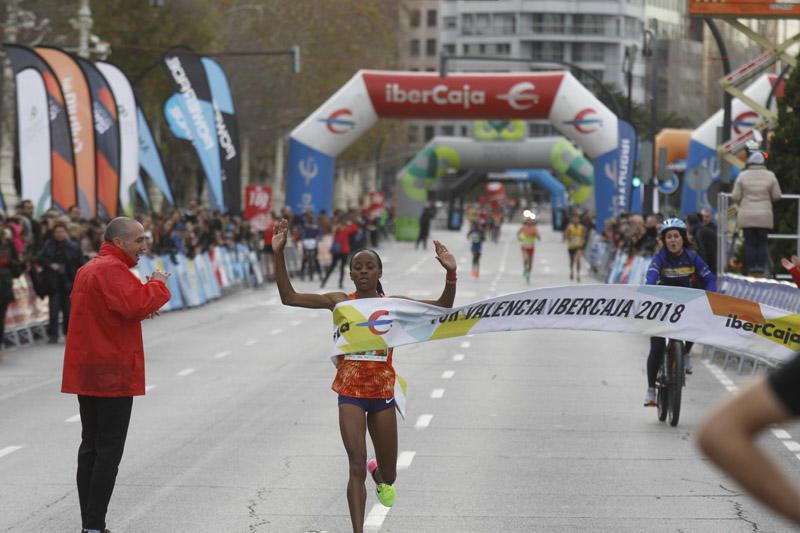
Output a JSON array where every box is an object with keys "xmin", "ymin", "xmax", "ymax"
[
  {"xmin": 468, "ymin": 221, "xmax": 485, "ymax": 279},
  {"xmin": 273, "ymin": 219, "xmax": 456, "ymax": 533},
  {"xmin": 643, "ymin": 218, "xmax": 716, "ymax": 406},
  {"xmin": 564, "ymin": 213, "xmax": 586, "ymax": 282},
  {"xmin": 518, "ymin": 218, "xmax": 540, "ymax": 283}
]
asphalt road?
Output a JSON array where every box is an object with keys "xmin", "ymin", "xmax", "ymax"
[{"xmin": 2, "ymin": 221, "xmax": 800, "ymax": 532}]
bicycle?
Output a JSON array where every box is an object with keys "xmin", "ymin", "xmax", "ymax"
[{"xmin": 656, "ymin": 338, "xmax": 685, "ymax": 427}]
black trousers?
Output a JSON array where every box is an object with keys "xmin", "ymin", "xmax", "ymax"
[
  {"xmin": 321, "ymin": 252, "xmax": 348, "ymax": 288},
  {"xmin": 77, "ymin": 395, "xmax": 133, "ymax": 530},
  {"xmin": 647, "ymin": 337, "xmax": 694, "ymax": 388},
  {"xmin": 48, "ymin": 289, "xmax": 70, "ymax": 339}
]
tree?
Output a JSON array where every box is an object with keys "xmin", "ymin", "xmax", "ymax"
[{"xmin": 767, "ymin": 58, "xmax": 800, "ymax": 273}]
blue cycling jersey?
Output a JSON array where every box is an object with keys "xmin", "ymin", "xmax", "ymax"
[{"xmin": 645, "ymin": 247, "xmax": 717, "ymax": 291}]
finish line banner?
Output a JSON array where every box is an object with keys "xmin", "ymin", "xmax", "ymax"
[{"xmin": 330, "ymin": 284, "xmax": 800, "ymax": 364}]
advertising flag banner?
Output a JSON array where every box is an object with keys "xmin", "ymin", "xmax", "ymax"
[
  {"xmin": 96, "ymin": 61, "xmax": 139, "ymax": 217},
  {"xmin": 243, "ymin": 185, "xmax": 272, "ymax": 231},
  {"xmin": 77, "ymin": 58, "xmax": 120, "ymax": 219},
  {"xmin": 5, "ymin": 44, "xmax": 77, "ymax": 212},
  {"xmin": 330, "ymin": 284, "xmax": 800, "ymax": 366},
  {"xmin": 201, "ymin": 57, "xmax": 241, "ymax": 215},
  {"xmin": 137, "ymin": 107, "xmax": 174, "ymax": 206},
  {"xmin": 592, "ymin": 119, "xmax": 638, "ymax": 228},
  {"xmin": 15, "ymin": 69, "xmax": 51, "ymax": 216},
  {"xmin": 35, "ymin": 47, "xmax": 97, "ymax": 218},
  {"xmin": 162, "ymin": 47, "xmax": 223, "ymax": 211}
]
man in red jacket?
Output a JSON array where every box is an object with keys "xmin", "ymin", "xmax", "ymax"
[{"xmin": 62, "ymin": 217, "xmax": 171, "ymax": 533}]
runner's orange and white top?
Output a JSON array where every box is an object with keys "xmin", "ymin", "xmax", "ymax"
[{"xmin": 331, "ymin": 293, "xmax": 395, "ymax": 398}]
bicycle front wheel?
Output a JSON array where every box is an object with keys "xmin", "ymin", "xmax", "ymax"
[{"xmin": 667, "ymin": 339, "xmax": 684, "ymax": 427}]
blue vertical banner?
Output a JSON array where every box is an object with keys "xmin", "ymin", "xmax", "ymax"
[
  {"xmin": 201, "ymin": 58, "xmax": 241, "ymax": 215},
  {"xmin": 137, "ymin": 106, "xmax": 174, "ymax": 206},
  {"xmin": 286, "ymin": 138, "xmax": 335, "ymax": 215},
  {"xmin": 162, "ymin": 47, "xmax": 225, "ymax": 211},
  {"xmin": 593, "ymin": 120, "xmax": 638, "ymax": 229}
]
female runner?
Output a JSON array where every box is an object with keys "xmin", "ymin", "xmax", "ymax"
[{"xmin": 273, "ymin": 218, "xmax": 456, "ymax": 532}]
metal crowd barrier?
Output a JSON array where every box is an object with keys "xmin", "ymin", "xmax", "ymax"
[{"xmin": 3, "ymin": 245, "xmax": 269, "ymax": 351}]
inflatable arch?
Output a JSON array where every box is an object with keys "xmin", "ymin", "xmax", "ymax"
[
  {"xmin": 504, "ymin": 169, "xmax": 568, "ymax": 228},
  {"xmin": 287, "ymin": 70, "xmax": 637, "ymax": 231},
  {"xmin": 393, "ymin": 135, "xmax": 593, "ymax": 239},
  {"xmin": 682, "ymin": 73, "xmax": 783, "ymax": 216}
]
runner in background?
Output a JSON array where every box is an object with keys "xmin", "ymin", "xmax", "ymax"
[
  {"xmin": 564, "ymin": 213, "xmax": 587, "ymax": 282},
  {"xmin": 467, "ymin": 221, "xmax": 485, "ymax": 279},
  {"xmin": 272, "ymin": 219, "xmax": 457, "ymax": 533},
  {"xmin": 517, "ymin": 218, "xmax": 540, "ymax": 283}
]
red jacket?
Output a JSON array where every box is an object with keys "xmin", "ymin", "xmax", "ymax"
[{"xmin": 61, "ymin": 242, "xmax": 171, "ymax": 397}]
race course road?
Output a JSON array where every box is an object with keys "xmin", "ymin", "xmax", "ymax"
[{"xmin": 2, "ymin": 222, "xmax": 799, "ymax": 532}]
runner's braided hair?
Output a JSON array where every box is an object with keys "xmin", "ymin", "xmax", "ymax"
[{"xmin": 349, "ymin": 248, "xmax": 384, "ymax": 296}]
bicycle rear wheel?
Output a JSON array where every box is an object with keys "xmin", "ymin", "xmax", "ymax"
[{"xmin": 667, "ymin": 339, "xmax": 684, "ymax": 426}]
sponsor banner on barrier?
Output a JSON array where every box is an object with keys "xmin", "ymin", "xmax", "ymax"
[{"xmin": 329, "ymin": 284, "xmax": 800, "ymax": 365}]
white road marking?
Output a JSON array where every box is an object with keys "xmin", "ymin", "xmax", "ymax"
[
  {"xmin": 0, "ymin": 445, "xmax": 23, "ymax": 458},
  {"xmin": 441, "ymin": 370, "xmax": 455, "ymax": 379},
  {"xmin": 214, "ymin": 351, "xmax": 231, "ymax": 359},
  {"xmin": 415, "ymin": 414, "xmax": 433, "ymax": 429},
  {"xmin": 459, "ymin": 341, "xmax": 471, "ymax": 349},
  {"xmin": 290, "ymin": 320, "xmax": 302, "ymax": 327},
  {"xmin": 431, "ymin": 388, "xmax": 445, "ymax": 399},
  {"xmin": 364, "ymin": 503, "xmax": 390, "ymax": 530},
  {"xmin": 453, "ymin": 353, "xmax": 464, "ymax": 362},
  {"xmin": 772, "ymin": 429, "xmax": 792, "ymax": 440},
  {"xmin": 271, "ymin": 329, "xmax": 283, "ymax": 335},
  {"xmin": 459, "ymin": 290, "xmax": 477, "ymax": 297},
  {"xmin": 145, "ymin": 385, "xmax": 157, "ymax": 392},
  {"xmin": 408, "ymin": 289, "xmax": 432, "ymax": 297},
  {"xmin": 397, "ymin": 451, "xmax": 416, "ymax": 470},
  {"xmin": 245, "ymin": 339, "xmax": 257, "ymax": 346},
  {"xmin": 65, "ymin": 414, "xmax": 80, "ymax": 423},
  {"xmin": 783, "ymin": 441, "xmax": 800, "ymax": 452},
  {"xmin": 176, "ymin": 368, "xmax": 196, "ymax": 377}
]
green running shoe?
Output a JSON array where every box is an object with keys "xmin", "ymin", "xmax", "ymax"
[{"xmin": 376, "ymin": 482, "xmax": 396, "ymax": 507}]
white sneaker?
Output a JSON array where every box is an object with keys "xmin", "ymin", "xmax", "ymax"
[{"xmin": 643, "ymin": 387, "xmax": 656, "ymax": 406}]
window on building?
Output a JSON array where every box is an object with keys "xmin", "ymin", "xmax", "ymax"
[
  {"xmin": 444, "ymin": 16, "xmax": 456, "ymax": 30},
  {"xmin": 442, "ymin": 43, "xmax": 456, "ymax": 55},
  {"xmin": 478, "ymin": 43, "xmax": 486, "ymax": 54},
  {"xmin": 530, "ymin": 41, "xmax": 564, "ymax": 62},
  {"xmin": 409, "ymin": 9, "xmax": 421, "ymax": 28},
  {"xmin": 462, "ymin": 14, "xmax": 473, "ymax": 35},
  {"xmin": 476, "ymin": 13, "xmax": 490, "ymax": 35},
  {"xmin": 408, "ymin": 125, "xmax": 419, "ymax": 144},
  {"xmin": 426, "ymin": 38, "xmax": 437, "ymax": 57},
  {"xmin": 496, "ymin": 43, "xmax": 511, "ymax": 55},
  {"xmin": 573, "ymin": 14, "xmax": 607, "ymax": 36},
  {"xmin": 572, "ymin": 43, "xmax": 604, "ymax": 62},
  {"xmin": 424, "ymin": 125, "xmax": 435, "ymax": 141},
  {"xmin": 410, "ymin": 39, "xmax": 420, "ymax": 57},
  {"xmin": 461, "ymin": 125, "xmax": 469, "ymax": 137},
  {"xmin": 523, "ymin": 13, "xmax": 564, "ymax": 33},
  {"xmin": 427, "ymin": 9, "xmax": 437, "ymax": 27},
  {"xmin": 462, "ymin": 43, "xmax": 471, "ymax": 55},
  {"xmin": 441, "ymin": 125, "xmax": 455, "ymax": 136},
  {"xmin": 494, "ymin": 13, "xmax": 516, "ymax": 35}
]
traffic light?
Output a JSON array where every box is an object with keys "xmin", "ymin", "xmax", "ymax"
[{"xmin": 632, "ymin": 176, "xmax": 642, "ymax": 188}]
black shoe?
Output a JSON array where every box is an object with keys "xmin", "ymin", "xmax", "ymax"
[{"xmin": 47, "ymin": 337, "xmax": 58, "ymax": 345}]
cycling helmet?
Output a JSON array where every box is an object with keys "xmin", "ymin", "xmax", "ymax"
[{"xmin": 660, "ymin": 217, "xmax": 687, "ymax": 240}]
